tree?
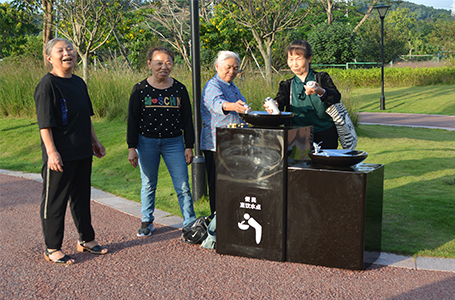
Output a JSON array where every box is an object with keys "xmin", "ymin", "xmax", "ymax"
[
  {"xmin": 12, "ymin": 0, "xmax": 54, "ymax": 65},
  {"xmin": 55, "ymin": 0, "xmax": 130, "ymax": 82},
  {"xmin": 307, "ymin": 22, "xmax": 359, "ymax": 64},
  {"xmin": 355, "ymin": 11, "xmax": 409, "ymax": 63},
  {"xmin": 200, "ymin": 3, "xmax": 254, "ymax": 68},
  {"xmin": 353, "ymin": 0, "xmax": 404, "ymax": 32},
  {"xmin": 42, "ymin": 0, "xmax": 53, "ymax": 65},
  {"xmin": 353, "ymin": 0, "xmax": 380, "ymax": 32},
  {"xmin": 107, "ymin": 9, "xmax": 159, "ymax": 70},
  {"xmin": 218, "ymin": 0, "xmax": 311, "ymax": 86},
  {"xmin": 320, "ymin": 0, "xmax": 335, "ymax": 25},
  {"xmin": 0, "ymin": 2, "xmax": 39, "ymax": 58},
  {"xmin": 137, "ymin": 0, "xmax": 192, "ymax": 69},
  {"xmin": 429, "ymin": 19, "xmax": 455, "ymax": 53},
  {"xmin": 428, "ymin": 19, "xmax": 455, "ymax": 65},
  {"xmin": 386, "ymin": 8, "xmax": 417, "ymax": 55}
]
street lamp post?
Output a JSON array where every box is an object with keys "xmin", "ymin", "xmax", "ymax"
[
  {"xmin": 374, "ymin": 4, "xmax": 390, "ymax": 111},
  {"xmin": 190, "ymin": 0, "xmax": 207, "ymax": 201}
]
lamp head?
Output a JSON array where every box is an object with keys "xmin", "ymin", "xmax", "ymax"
[{"xmin": 374, "ymin": 4, "xmax": 391, "ymax": 18}]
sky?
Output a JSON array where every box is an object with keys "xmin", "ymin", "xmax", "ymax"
[{"xmin": 408, "ymin": 0, "xmax": 454, "ymax": 10}]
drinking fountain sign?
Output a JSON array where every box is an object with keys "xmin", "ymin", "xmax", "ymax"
[
  {"xmin": 238, "ymin": 213, "xmax": 262, "ymax": 244},
  {"xmin": 238, "ymin": 196, "xmax": 263, "ymax": 244}
]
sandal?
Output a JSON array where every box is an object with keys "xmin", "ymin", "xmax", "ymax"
[
  {"xmin": 77, "ymin": 240, "xmax": 108, "ymax": 255},
  {"xmin": 44, "ymin": 249, "xmax": 76, "ymax": 265}
]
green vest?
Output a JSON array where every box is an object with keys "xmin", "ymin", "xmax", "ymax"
[{"xmin": 290, "ymin": 70, "xmax": 334, "ymax": 132}]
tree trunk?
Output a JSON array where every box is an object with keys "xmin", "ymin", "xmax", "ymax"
[
  {"xmin": 251, "ymin": 29, "xmax": 274, "ymax": 87},
  {"xmin": 42, "ymin": 0, "xmax": 53, "ymax": 67},
  {"xmin": 112, "ymin": 30, "xmax": 133, "ymax": 71},
  {"xmin": 353, "ymin": 0, "xmax": 380, "ymax": 32},
  {"xmin": 326, "ymin": 0, "xmax": 334, "ymax": 25},
  {"xmin": 81, "ymin": 53, "xmax": 90, "ymax": 83},
  {"xmin": 264, "ymin": 44, "xmax": 273, "ymax": 88}
]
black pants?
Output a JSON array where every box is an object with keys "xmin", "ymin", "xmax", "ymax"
[
  {"xmin": 40, "ymin": 157, "xmax": 95, "ymax": 249},
  {"xmin": 314, "ymin": 125, "xmax": 339, "ymax": 149},
  {"xmin": 202, "ymin": 150, "xmax": 216, "ymax": 218}
]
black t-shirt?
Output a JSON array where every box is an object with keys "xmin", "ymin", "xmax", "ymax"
[{"xmin": 34, "ymin": 73, "xmax": 94, "ymax": 162}]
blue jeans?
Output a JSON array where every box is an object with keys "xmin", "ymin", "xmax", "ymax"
[{"xmin": 137, "ymin": 135, "xmax": 196, "ymax": 226}]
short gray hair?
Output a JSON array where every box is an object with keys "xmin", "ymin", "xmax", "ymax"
[
  {"xmin": 45, "ymin": 38, "xmax": 74, "ymax": 57},
  {"xmin": 214, "ymin": 50, "xmax": 240, "ymax": 69}
]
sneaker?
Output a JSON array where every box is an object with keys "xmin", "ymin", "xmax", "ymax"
[{"xmin": 137, "ymin": 222, "xmax": 155, "ymax": 237}]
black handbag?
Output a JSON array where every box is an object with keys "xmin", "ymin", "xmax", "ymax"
[{"xmin": 180, "ymin": 217, "xmax": 210, "ymax": 244}]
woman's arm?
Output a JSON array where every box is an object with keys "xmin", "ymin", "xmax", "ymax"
[
  {"xmin": 316, "ymin": 72, "xmax": 341, "ymax": 106},
  {"xmin": 274, "ymin": 79, "xmax": 292, "ymax": 111},
  {"xmin": 40, "ymin": 128, "xmax": 63, "ymax": 172},
  {"xmin": 203, "ymin": 79, "xmax": 247, "ymax": 115},
  {"xmin": 126, "ymin": 85, "xmax": 141, "ymax": 149}
]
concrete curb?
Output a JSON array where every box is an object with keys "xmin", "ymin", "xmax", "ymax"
[{"xmin": 2, "ymin": 168, "xmax": 454, "ymax": 272}]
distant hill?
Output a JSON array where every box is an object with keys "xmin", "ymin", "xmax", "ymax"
[{"xmin": 354, "ymin": 0, "xmax": 452, "ymax": 21}]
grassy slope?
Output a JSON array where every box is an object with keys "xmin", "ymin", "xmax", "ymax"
[
  {"xmin": 1, "ymin": 115, "xmax": 454, "ymax": 258},
  {"xmin": 2, "ymin": 83, "xmax": 455, "ymax": 258}
]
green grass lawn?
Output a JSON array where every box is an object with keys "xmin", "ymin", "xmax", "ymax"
[
  {"xmin": 1, "ymin": 84, "xmax": 455, "ymax": 259},
  {"xmin": 352, "ymin": 85, "xmax": 455, "ymax": 115}
]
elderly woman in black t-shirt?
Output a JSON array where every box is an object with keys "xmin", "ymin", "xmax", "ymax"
[
  {"xmin": 127, "ymin": 47, "xmax": 196, "ymax": 237},
  {"xmin": 34, "ymin": 38, "xmax": 108, "ymax": 265}
]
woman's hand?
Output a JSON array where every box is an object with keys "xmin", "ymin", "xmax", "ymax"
[
  {"xmin": 223, "ymin": 100, "xmax": 249, "ymax": 114},
  {"xmin": 263, "ymin": 100, "xmax": 280, "ymax": 114},
  {"xmin": 185, "ymin": 148, "xmax": 194, "ymax": 165},
  {"xmin": 128, "ymin": 148, "xmax": 139, "ymax": 168},
  {"xmin": 47, "ymin": 150, "xmax": 64, "ymax": 172},
  {"xmin": 40, "ymin": 127, "xmax": 63, "ymax": 172},
  {"xmin": 304, "ymin": 82, "xmax": 326, "ymax": 97},
  {"xmin": 91, "ymin": 120, "xmax": 106, "ymax": 158},
  {"xmin": 92, "ymin": 141, "xmax": 106, "ymax": 158}
]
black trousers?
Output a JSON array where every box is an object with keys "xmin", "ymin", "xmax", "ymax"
[
  {"xmin": 202, "ymin": 150, "xmax": 216, "ymax": 218},
  {"xmin": 314, "ymin": 125, "xmax": 339, "ymax": 149},
  {"xmin": 40, "ymin": 157, "xmax": 95, "ymax": 249}
]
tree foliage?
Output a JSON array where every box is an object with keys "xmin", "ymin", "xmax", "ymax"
[
  {"xmin": 355, "ymin": 8, "xmax": 410, "ymax": 63},
  {"xmin": 0, "ymin": 2, "xmax": 39, "ymax": 58},
  {"xmin": 137, "ymin": 0, "xmax": 192, "ymax": 69},
  {"xmin": 200, "ymin": 3, "xmax": 254, "ymax": 67},
  {"xmin": 107, "ymin": 9, "xmax": 159, "ymax": 70},
  {"xmin": 308, "ymin": 22, "xmax": 359, "ymax": 64},
  {"xmin": 55, "ymin": 0, "xmax": 131, "ymax": 81},
  {"xmin": 429, "ymin": 19, "xmax": 455, "ymax": 53},
  {"xmin": 218, "ymin": 0, "xmax": 311, "ymax": 85}
]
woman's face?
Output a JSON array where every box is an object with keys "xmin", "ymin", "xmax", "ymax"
[
  {"xmin": 287, "ymin": 51, "xmax": 312, "ymax": 77},
  {"xmin": 47, "ymin": 41, "xmax": 77, "ymax": 73},
  {"xmin": 148, "ymin": 51, "xmax": 173, "ymax": 80},
  {"xmin": 215, "ymin": 57, "xmax": 239, "ymax": 83}
]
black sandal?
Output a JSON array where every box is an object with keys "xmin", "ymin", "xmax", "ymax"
[
  {"xmin": 77, "ymin": 240, "xmax": 108, "ymax": 255},
  {"xmin": 44, "ymin": 249, "xmax": 76, "ymax": 265}
]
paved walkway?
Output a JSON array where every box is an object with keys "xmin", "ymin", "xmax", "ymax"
[
  {"xmin": 359, "ymin": 112, "xmax": 455, "ymax": 131},
  {"xmin": 2, "ymin": 167, "xmax": 454, "ymax": 273}
]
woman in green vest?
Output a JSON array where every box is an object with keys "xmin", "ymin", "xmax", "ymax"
[{"xmin": 269, "ymin": 40, "xmax": 341, "ymax": 149}]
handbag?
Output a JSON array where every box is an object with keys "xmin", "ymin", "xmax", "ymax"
[
  {"xmin": 201, "ymin": 215, "xmax": 216, "ymax": 249},
  {"xmin": 325, "ymin": 102, "xmax": 357, "ymax": 150},
  {"xmin": 180, "ymin": 217, "xmax": 210, "ymax": 244}
]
